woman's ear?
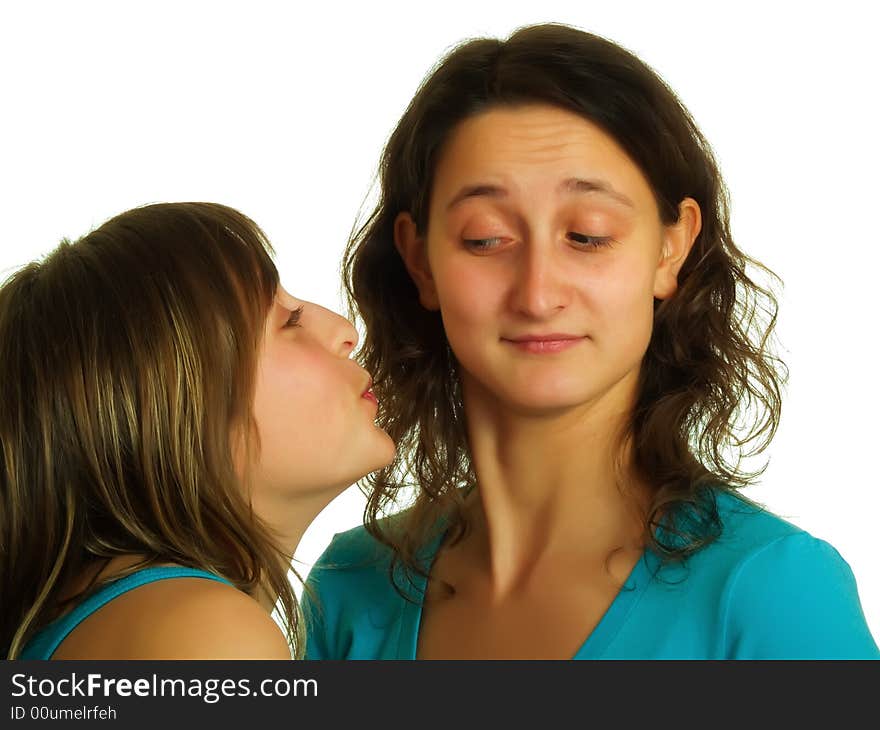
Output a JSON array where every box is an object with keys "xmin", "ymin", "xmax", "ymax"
[
  {"xmin": 394, "ymin": 212, "xmax": 440, "ymax": 310},
  {"xmin": 653, "ymin": 197, "xmax": 702, "ymax": 300}
]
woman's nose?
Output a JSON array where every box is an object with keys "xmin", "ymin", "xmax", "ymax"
[
  {"xmin": 338, "ymin": 318, "xmax": 358, "ymax": 357},
  {"xmin": 509, "ymin": 240, "xmax": 568, "ymax": 318},
  {"xmin": 326, "ymin": 308, "xmax": 358, "ymax": 357},
  {"xmin": 304, "ymin": 302, "xmax": 359, "ymax": 357}
]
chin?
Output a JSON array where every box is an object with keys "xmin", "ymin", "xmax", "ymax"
[
  {"xmin": 503, "ymin": 395, "xmax": 596, "ymax": 418},
  {"xmin": 490, "ymin": 375, "xmax": 599, "ymax": 412},
  {"xmin": 372, "ymin": 432, "xmax": 397, "ymax": 469},
  {"xmin": 353, "ymin": 431, "xmax": 397, "ymax": 480}
]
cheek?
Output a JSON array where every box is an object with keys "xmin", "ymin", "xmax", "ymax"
[
  {"xmin": 586, "ymin": 250, "xmax": 657, "ymax": 355},
  {"xmin": 432, "ymin": 256, "xmax": 500, "ymax": 339},
  {"xmin": 252, "ymin": 349, "xmax": 340, "ymax": 458}
]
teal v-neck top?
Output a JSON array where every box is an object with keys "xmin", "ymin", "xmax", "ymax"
[
  {"xmin": 302, "ymin": 491, "xmax": 879, "ymax": 659},
  {"xmin": 19, "ymin": 566, "xmax": 232, "ymax": 660}
]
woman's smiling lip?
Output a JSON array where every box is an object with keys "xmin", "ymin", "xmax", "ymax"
[{"xmin": 501, "ymin": 333, "xmax": 587, "ymax": 353}]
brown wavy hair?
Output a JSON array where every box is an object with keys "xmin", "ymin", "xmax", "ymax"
[
  {"xmin": 343, "ymin": 24, "xmax": 787, "ymax": 594},
  {"xmin": 0, "ymin": 202, "xmax": 301, "ymax": 658}
]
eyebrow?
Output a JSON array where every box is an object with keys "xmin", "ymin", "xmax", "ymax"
[
  {"xmin": 273, "ymin": 295, "xmax": 301, "ymax": 317},
  {"xmin": 562, "ymin": 177, "xmax": 634, "ymax": 207},
  {"xmin": 445, "ymin": 177, "xmax": 634, "ymax": 210}
]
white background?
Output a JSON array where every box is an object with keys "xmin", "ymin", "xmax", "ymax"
[{"xmin": 2, "ymin": 1, "xmax": 877, "ymax": 644}]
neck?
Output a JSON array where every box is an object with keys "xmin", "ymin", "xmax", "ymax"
[
  {"xmin": 248, "ymin": 487, "xmax": 339, "ymax": 613},
  {"xmin": 460, "ymin": 369, "xmax": 650, "ymax": 595}
]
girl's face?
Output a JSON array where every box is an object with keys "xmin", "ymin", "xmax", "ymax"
[
  {"xmin": 247, "ymin": 287, "xmax": 394, "ymax": 498},
  {"xmin": 395, "ymin": 104, "xmax": 700, "ymax": 416}
]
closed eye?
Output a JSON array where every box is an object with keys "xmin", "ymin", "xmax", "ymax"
[{"xmin": 284, "ymin": 306, "xmax": 304, "ymax": 328}]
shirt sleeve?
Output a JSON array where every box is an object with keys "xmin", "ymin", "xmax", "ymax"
[{"xmin": 723, "ymin": 531, "xmax": 879, "ymax": 659}]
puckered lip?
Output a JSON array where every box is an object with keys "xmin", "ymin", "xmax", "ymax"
[
  {"xmin": 502, "ymin": 333, "xmax": 585, "ymax": 342},
  {"xmin": 361, "ymin": 376, "xmax": 374, "ymax": 397}
]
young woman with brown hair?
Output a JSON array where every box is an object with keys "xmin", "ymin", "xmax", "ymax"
[
  {"xmin": 303, "ymin": 24, "xmax": 878, "ymax": 659},
  {"xmin": 0, "ymin": 202, "xmax": 394, "ymax": 659}
]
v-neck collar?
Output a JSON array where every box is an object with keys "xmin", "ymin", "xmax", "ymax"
[
  {"xmin": 395, "ymin": 528, "xmax": 661, "ymax": 660},
  {"xmin": 572, "ymin": 548, "xmax": 659, "ymax": 658},
  {"xmin": 396, "ymin": 528, "xmax": 445, "ymax": 660}
]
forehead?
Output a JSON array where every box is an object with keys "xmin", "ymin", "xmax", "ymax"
[{"xmin": 431, "ymin": 104, "xmax": 654, "ymax": 208}]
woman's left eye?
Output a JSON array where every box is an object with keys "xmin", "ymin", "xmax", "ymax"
[
  {"xmin": 463, "ymin": 237, "xmax": 505, "ymax": 251},
  {"xmin": 568, "ymin": 232, "xmax": 613, "ymax": 249},
  {"xmin": 284, "ymin": 306, "xmax": 304, "ymax": 328}
]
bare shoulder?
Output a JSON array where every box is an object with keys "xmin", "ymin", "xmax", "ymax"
[
  {"xmin": 144, "ymin": 578, "xmax": 290, "ymax": 659},
  {"xmin": 130, "ymin": 578, "xmax": 292, "ymax": 659},
  {"xmin": 55, "ymin": 577, "xmax": 292, "ymax": 660}
]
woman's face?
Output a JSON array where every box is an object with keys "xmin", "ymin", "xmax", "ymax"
[
  {"xmin": 247, "ymin": 287, "xmax": 394, "ymax": 498},
  {"xmin": 395, "ymin": 104, "xmax": 700, "ymax": 416}
]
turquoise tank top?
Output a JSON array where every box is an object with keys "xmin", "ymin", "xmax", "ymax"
[{"xmin": 19, "ymin": 566, "xmax": 232, "ymax": 660}]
